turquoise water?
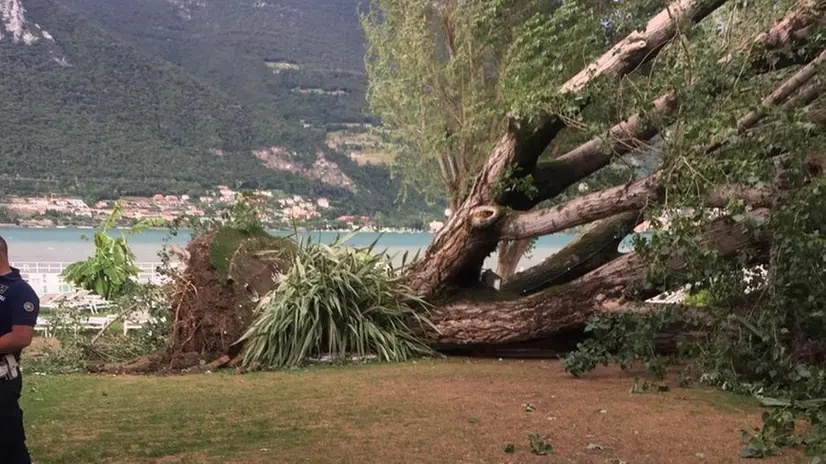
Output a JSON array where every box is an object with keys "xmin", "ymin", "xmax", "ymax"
[{"xmin": 0, "ymin": 227, "xmax": 636, "ymax": 270}]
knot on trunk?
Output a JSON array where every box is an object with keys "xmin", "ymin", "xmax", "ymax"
[{"xmin": 470, "ymin": 206, "xmax": 502, "ymax": 229}]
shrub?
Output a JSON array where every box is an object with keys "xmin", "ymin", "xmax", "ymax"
[
  {"xmin": 238, "ymin": 232, "xmax": 435, "ymax": 368},
  {"xmin": 62, "ymin": 201, "xmax": 161, "ymax": 300},
  {"xmin": 29, "ymin": 283, "xmax": 172, "ymax": 373}
]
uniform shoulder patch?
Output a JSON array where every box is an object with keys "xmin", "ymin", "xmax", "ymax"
[{"xmin": 23, "ymin": 302, "xmax": 35, "ymax": 312}]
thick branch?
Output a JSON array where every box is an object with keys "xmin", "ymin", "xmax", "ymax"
[
  {"xmin": 717, "ymin": 0, "xmax": 825, "ymax": 68},
  {"xmin": 698, "ymin": 48, "xmax": 826, "ymax": 155},
  {"xmin": 526, "ymin": 2, "xmax": 826, "ymax": 207},
  {"xmin": 782, "ymin": 80, "xmax": 822, "ymax": 110},
  {"xmin": 494, "ymin": 177, "xmax": 661, "ymax": 240},
  {"xmin": 407, "ymin": 0, "xmax": 733, "ymax": 298},
  {"xmin": 530, "ymin": 93, "xmax": 677, "ymax": 204},
  {"xmin": 707, "ymin": 185, "xmax": 777, "ymax": 207},
  {"xmin": 462, "ymin": 0, "xmax": 734, "ymax": 202},
  {"xmin": 736, "ymin": 48, "xmax": 826, "ymax": 132},
  {"xmin": 756, "ymin": 0, "xmax": 825, "ymax": 48},
  {"xmin": 501, "ymin": 211, "xmax": 641, "ymax": 295},
  {"xmin": 428, "ymin": 210, "xmax": 770, "ymax": 344},
  {"xmin": 562, "ymin": 0, "xmax": 728, "ymax": 93},
  {"xmin": 493, "ymin": 179, "xmax": 773, "ymax": 241},
  {"xmin": 496, "ymin": 239, "xmax": 533, "ymax": 280},
  {"xmin": 488, "ymin": 50, "xmax": 820, "ymax": 295},
  {"xmin": 748, "ymin": 0, "xmax": 826, "ymax": 70}
]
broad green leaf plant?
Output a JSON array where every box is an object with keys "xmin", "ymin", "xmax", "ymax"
[{"xmin": 62, "ymin": 200, "xmax": 160, "ymax": 300}]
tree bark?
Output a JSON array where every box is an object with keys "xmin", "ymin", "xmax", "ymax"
[
  {"xmin": 743, "ymin": 0, "xmax": 826, "ymax": 70},
  {"xmin": 492, "ymin": 52, "xmax": 824, "ymax": 242},
  {"xmin": 561, "ymin": 0, "xmax": 729, "ymax": 93},
  {"xmin": 426, "ymin": 209, "xmax": 770, "ymax": 344},
  {"xmin": 493, "ymin": 176, "xmax": 663, "ymax": 241},
  {"xmin": 401, "ymin": 0, "xmax": 826, "ymax": 350},
  {"xmin": 783, "ymin": 80, "xmax": 822, "ymax": 110},
  {"xmin": 736, "ymin": 48, "xmax": 826, "ymax": 132},
  {"xmin": 496, "ymin": 238, "xmax": 533, "ymax": 280},
  {"xmin": 501, "ymin": 211, "xmax": 642, "ymax": 295},
  {"xmin": 493, "ymin": 179, "xmax": 773, "ymax": 241}
]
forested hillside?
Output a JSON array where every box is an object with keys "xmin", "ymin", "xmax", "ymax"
[
  {"xmin": 54, "ymin": 0, "xmax": 370, "ymax": 126},
  {"xmin": 1, "ymin": 0, "xmax": 311, "ymax": 195},
  {"xmin": 0, "ymin": 0, "xmax": 438, "ymax": 216}
]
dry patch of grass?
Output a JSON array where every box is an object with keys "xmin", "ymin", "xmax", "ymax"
[
  {"xmin": 21, "ymin": 359, "xmax": 806, "ymax": 463},
  {"xmin": 325, "ymin": 130, "xmax": 392, "ymax": 166}
]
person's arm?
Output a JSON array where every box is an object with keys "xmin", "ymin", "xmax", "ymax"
[
  {"xmin": 0, "ymin": 287, "xmax": 39, "ymax": 354},
  {"xmin": 0, "ymin": 326, "xmax": 35, "ymax": 353}
]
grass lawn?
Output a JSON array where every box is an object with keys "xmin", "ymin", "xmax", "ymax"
[{"xmin": 21, "ymin": 358, "xmax": 805, "ymax": 463}]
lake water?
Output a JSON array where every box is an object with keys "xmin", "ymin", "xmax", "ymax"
[{"xmin": 0, "ymin": 227, "xmax": 639, "ymax": 272}]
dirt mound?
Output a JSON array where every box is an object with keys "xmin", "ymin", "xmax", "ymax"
[{"xmin": 160, "ymin": 229, "xmax": 295, "ymax": 370}]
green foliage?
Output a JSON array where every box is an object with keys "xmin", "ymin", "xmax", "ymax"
[
  {"xmin": 683, "ymin": 289, "xmax": 712, "ymax": 307},
  {"xmin": 362, "ymin": 0, "xmax": 522, "ymax": 204},
  {"xmin": 492, "ymin": 164, "xmax": 539, "ymax": 201},
  {"xmin": 56, "ymin": 0, "xmax": 371, "ymax": 127},
  {"xmin": 209, "ymin": 228, "xmax": 262, "ymax": 282},
  {"xmin": 562, "ymin": 309, "xmax": 683, "ymax": 378},
  {"xmin": 238, "ymin": 231, "xmax": 436, "ymax": 368},
  {"xmin": 501, "ymin": 0, "xmax": 603, "ymax": 117},
  {"xmin": 28, "ymin": 338, "xmax": 87, "ymax": 375},
  {"xmin": 61, "ymin": 201, "xmax": 153, "ymax": 300},
  {"xmin": 115, "ymin": 284, "xmax": 172, "ymax": 356},
  {"xmin": 1, "ymin": 0, "xmax": 444, "ymax": 219},
  {"xmin": 29, "ymin": 283, "xmax": 171, "ymax": 373},
  {"xmin": 208, "ymin": 228, "xmax": 297, "ymax": 284},
  {"xmin": 360, "ymin": 0, "xmax": 671, "ymax": 206},
  {"xmin": 630, "ymin": 378, "xmax": 670, "ymax": 394}
]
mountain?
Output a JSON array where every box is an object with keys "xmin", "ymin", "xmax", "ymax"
[
  {"xmin": 0, "ymin": 0, "xmax": 436, "ymax": 217},
  {"xmin": 53, "ymin": 0, "xmax": 371, "ymax": 127}
]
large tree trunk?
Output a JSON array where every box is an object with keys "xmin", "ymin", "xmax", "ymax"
[
  {"xmin": 425, "ymin": 210, "xmax": 770, "ymax": 344},
  {"xmin": 403, "ymin": 0, "xmax": 826, "ymax": 349}
]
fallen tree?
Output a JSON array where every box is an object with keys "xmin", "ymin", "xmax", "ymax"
[
  {"xmin": 428, "ymin": 208, "xmax": 771, "ymax": 344},
  {"xmin": 121, "ymin": 0, "xmax": 826, "ymax": 370},
  {"xmin": 87, "ymin": 0, "xmax": 826, "ymax": 455},
  {"xmin": 362, "ymin": 3, "xmax": 826, "ymax": 449},
  {"xmin": 362, "ymin": 0, "xmax": 824, "ymax": 349},
  {"xmin": 393, "ymin": 0, "xmax": 826, "ymax": 303}
]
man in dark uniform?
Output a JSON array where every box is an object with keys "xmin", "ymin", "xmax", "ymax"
[{"xmin": 0, "ymin": 236, "xmax": 39, "ymax": 464}]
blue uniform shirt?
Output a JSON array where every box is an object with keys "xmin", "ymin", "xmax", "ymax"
[{"xmin": 0, "ymin": 268, "xmax": 40, "ymax": 360}]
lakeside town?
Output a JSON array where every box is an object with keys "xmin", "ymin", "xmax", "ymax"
[{"xmin": 0, "ymin": 185, "xmax": 448, "ymax": 233}]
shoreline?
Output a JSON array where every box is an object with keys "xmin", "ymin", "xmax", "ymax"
[
  {"xmin": 0, "ymin": 223, "xmax": 431, "ymax": 234},
  {"xmin": 0, "ymin": 223, "xmax": 589, "ymax": 237}
]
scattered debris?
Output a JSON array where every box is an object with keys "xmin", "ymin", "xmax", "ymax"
[
  {"xmin": 528, "ymin": 433, "xmax": 553, "ymax": 455},
  {"xmin": 523, "ymin": 403, "xmax": 536, "ymax": 412}
]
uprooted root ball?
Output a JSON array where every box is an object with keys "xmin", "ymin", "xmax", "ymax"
[{"xmin": 164, "ymin": 229, "xmax": 295, "ymax": 369}]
